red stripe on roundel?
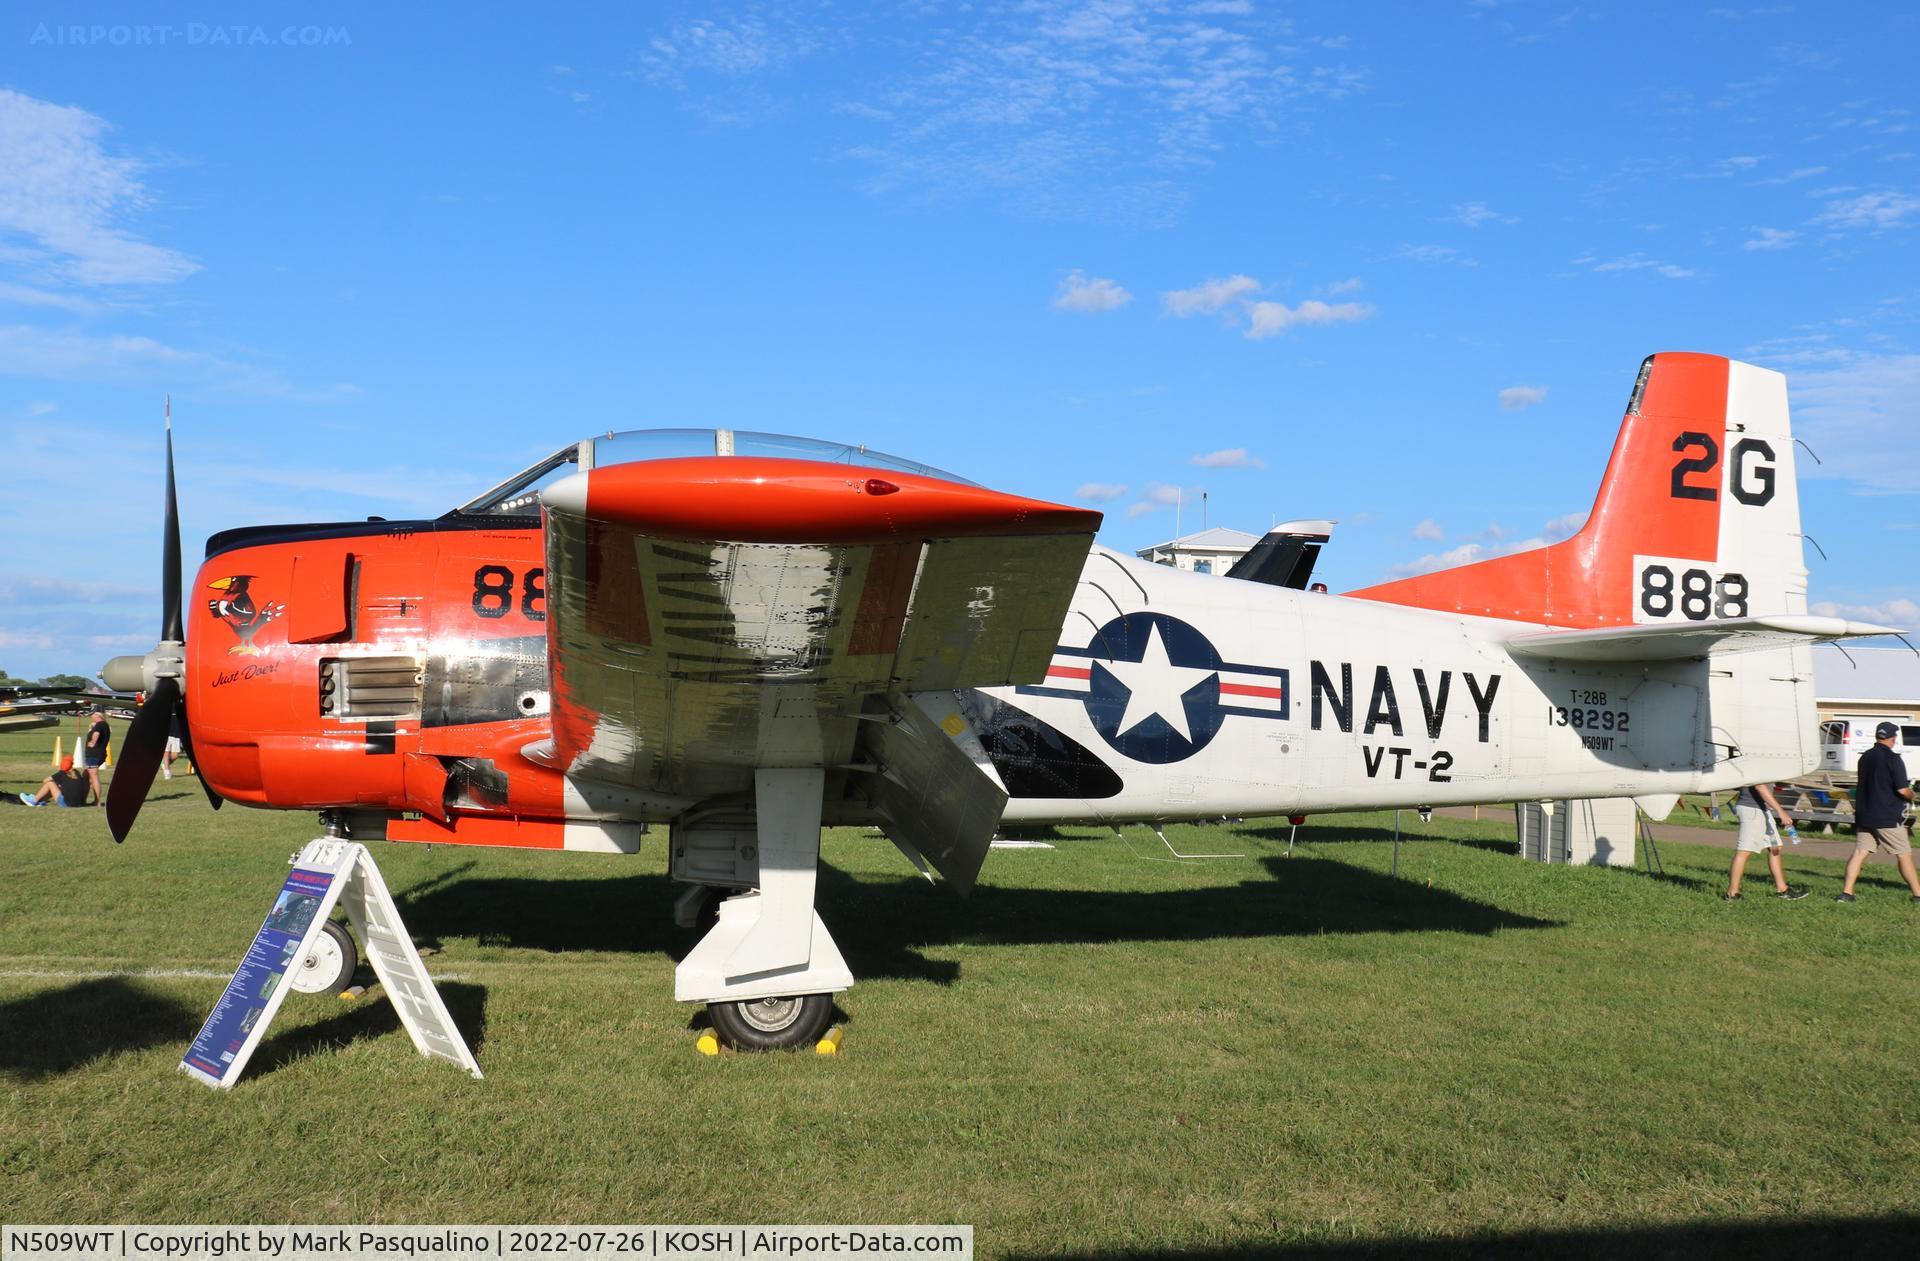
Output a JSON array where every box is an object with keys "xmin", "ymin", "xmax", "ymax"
[
  {"xmin": 1047, "ymin": 665, "xmax": 1092, "ymax": 680},
  {"xmin": 1219, "ymin": 683, "xmax": 1284, "ymax": 699}
]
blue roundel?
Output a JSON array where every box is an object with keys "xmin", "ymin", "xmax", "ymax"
[{"xmin": 1079, "ymin": 612, "xmax": 1225, "ymax": 764}]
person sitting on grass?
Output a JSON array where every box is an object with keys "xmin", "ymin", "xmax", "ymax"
[
  {"xmin": 19, "ymin": 756, "xmax": 92, "ymax": 808},
  {"xmin": 1724, "ymin": 781, "xmax": 1805, "ymax": 901}
]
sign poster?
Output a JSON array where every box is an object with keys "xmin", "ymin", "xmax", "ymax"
[{"xmin": 180, "ymin": 862, "xmax": 346, "ymax": 1088}]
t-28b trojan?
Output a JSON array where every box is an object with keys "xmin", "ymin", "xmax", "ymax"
[{"xmin": 101, "ymin": 352, "xmax": 1892, "ymax": 1048}]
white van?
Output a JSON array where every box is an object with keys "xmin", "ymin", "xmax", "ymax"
[{"xmin": 1818, "ymin": 715, "xmax": 1920, "ymax": 778}]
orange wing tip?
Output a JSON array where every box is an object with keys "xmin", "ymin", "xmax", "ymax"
[{"xmin": 544, "ymin": 456, "xmax": 1101, "ymax": 544}]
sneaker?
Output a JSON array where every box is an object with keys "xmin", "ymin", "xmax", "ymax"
[
  {"xmin": 162, "ymin": 766, "xmax": 172, "ymax": 779},
  {"xmin": 1834, "ymin": 892, "xmax": 1857, "ymax": 903},
  {"xmin": 1774, "ymin": 886, "xmax": 1809, "ymax": 900},
  {"xmin": 17, "ymin": 793, "xmax": 37, "ymax": 806},
  {"xmin": 1721, "ymin": 892, "xmax": 1742, "ymax": 902}
]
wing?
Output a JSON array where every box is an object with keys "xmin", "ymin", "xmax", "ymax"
[
  {"xmin": 1506, "ymin": 614, "xmax": 1900, "ymax": 663},
  {"xmin": 536, "ymin": 455, "xmax": 1099, "ymax": 883}
]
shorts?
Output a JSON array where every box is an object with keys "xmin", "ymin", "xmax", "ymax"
[
  {"xmin": 1855, "ymin": 826, "xmax": 1912, "ymax": 857},
  {"xmin": 166, "ymin": 737, "xmax": 182, "ymax": 755},
  {"xmin": 1735, "ymin": 801, "xmax": 1780, "ymax": 853}
]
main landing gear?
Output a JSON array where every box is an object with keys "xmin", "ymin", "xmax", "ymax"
[
  {"xmin": 286, "ymin": 919, "xmax": 358, "ymax": 995},
  {"xmin": 672, "ymin": 768, "xmax": 853, "ymax": 1051}
]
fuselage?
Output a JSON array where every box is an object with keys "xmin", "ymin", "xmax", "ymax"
[{"xmin": 187, "ymin": 519, "xmax": 1816, "ymax": 841}]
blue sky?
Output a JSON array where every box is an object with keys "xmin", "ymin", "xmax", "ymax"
[{"xmin": 2, "ymin": 1, "xmax": 1916, "ymax": 680}]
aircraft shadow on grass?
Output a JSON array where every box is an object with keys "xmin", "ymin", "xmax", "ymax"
[
  {"xmin": 246, "ymin": 980, "xmax": 488, "ymax": 1079},
  {"xmin": 394, "ymin": 855, "xmax": 1558, "ymax": 987},
  {"xmin": 1014, "ymin": 1213, "xmax": 1920, "ymax": 1261},
  {"xmin": 0, "ymin": 977, "xmax": 200, "ymax": 1081}
]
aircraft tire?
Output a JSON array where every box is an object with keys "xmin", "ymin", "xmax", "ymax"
[
  {"xmin": 288, "ymin": 919, "xmax": 358, "ymax": 995},
  {"xmin": 707, "ymin": 993, "xmax": 833, "ymax": 1051}
]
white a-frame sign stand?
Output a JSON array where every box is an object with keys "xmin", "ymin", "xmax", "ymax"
[{"xmin": 181, "ymin": 837, "xmax": 482, "ymax": 1088}]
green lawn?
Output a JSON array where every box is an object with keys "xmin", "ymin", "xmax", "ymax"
[{"xmin": 3, "ymin": 724, "xmax": 1918, "ymax": 1256}]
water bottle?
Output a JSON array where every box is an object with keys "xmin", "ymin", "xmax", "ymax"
[{"xmin": 1786, "ymin": 825, "xmax": 1800, "ymax": 846}]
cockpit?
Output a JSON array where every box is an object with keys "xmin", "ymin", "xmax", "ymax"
[{"xmin": 447, "ymin": 428, "xmax": 975, "ymax": 518}]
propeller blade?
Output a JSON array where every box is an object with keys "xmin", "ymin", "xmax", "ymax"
[
  {"xmin": 178, "ymin": 701, "xmax": 223, "ymax": 811},
  {"xmin": 106, "ymin": 676, "xmax": 179, "ymax": 843},
  {"xmin": 161, "ymin": 420, "xmax": 182, "ymax": 643}
]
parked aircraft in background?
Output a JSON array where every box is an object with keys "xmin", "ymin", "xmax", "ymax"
[{"xmin": 98, "ymin": 353, "xmax": 1893, "ymax": 1048}]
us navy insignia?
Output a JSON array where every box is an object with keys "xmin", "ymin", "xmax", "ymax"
[{"xmin": 1017, "ymin": 612, "xmax": 1289, "ymax": 764}]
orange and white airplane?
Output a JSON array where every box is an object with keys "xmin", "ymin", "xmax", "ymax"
[{"xmin": 101, "ymin": 352, "xmax": 1893, "ymax": 1048}]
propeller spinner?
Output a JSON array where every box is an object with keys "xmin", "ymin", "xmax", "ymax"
[{"xmin": 99, "ymin": 413, "xmax": 220, "ymax": 840}]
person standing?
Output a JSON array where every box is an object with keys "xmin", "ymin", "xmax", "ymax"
[
  {"xmin": 82, "ymin": 708, "xmax": 111, "ymax": 805},
  {"xmin": 1837, "ymin": 721, "xmax": 1920, "ymax": 903},
  {"xmin": 1724, "ymin": 781, "xmax": 1806, "ymax": 900}
]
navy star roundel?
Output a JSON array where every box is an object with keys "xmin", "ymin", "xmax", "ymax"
[{"xmin": 1015, "ymin": 612, "xmax": 1292, "ymax": 765}]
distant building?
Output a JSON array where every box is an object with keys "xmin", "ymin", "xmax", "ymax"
[
  {"xmin": 1812, "ymin": 645, "xmax": 1920, "ymax": 723},
  {"xmin": 1136, "ymin": 527, "xmax": 1262, "ymax": 575}
]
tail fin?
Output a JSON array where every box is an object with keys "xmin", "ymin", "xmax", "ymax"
[{"xmin": 1347, "ymin": 352, "xmax": 1808, "ymax": 628}]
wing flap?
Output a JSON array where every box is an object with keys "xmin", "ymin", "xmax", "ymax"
[
  {"xmin": 1507, "ymin": 615, "xmax": 1900, "ymax": 663},
  {"xmin": 862, "ymin": 692, "xmax": 1009, "ymax": 896}
]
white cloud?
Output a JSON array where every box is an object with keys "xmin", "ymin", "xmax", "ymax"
[
  {"xmin": 1810, "ymin": 598, "xmax": 1920, "ymax": 628},
  {"xmin": 1572, "ymin": 253, "xmax": 1696, "ymax": 279},
  {"xmin": 1450, "ymin": 201, "xmax": 1517, "ymax": 227},
  {"xmin": 0, "ymin": 88, "xmax": 199, "ymax": 286},
  {"xmin": 1127, "ymin": 481, "xmax": 1197, "ymax": 518},
  {"xmin": 1743, "ymin": 226, "xmax": 1797, "ymax": 250},
  {"xmin": 1814, "ymin": 191, "xmax": 1920, "ymax": 230},
  {"xmin": 1786, "ymin": 351, "xmax": 1920, "ymax": 494},
  {"xmin": 1544, "ymin": 511, "xmax": 1587, "ymax": 541},
  {"xmin": 1052, "ymin": 269, "xmax": 1132, "ymax": 313},
  {"xmin": 1394, "ymin": 243, "xmax": 1476, "ymax": 266},
  {"xmin": 1244, "ymin": 299, "xmax": 1373, "ymax": 340},
  {"xmin": 0, "ymin": 281, "xmax": 100, "ymax": 313},
  {"xmin": 1499, "ymin": 384, "xmax": 1548, "ymax": 411},
  {"xmin": 1324, "ymin": 277, "xmax": 1364, "ymax": 295},
  {"xmin": 1190, "ymin": 447, "xmax": 1264, "ymax": 469},
  {"xmin": 1386, "ymin": 509, "xmax": 1580, "ymax": 577},
  {"xmin": 1076, "ymin": 481, "xmax": 1128, "ymax": 502},
  {"xmin": 1163, "ymin": 274, "xmax": 1260, "ymax": 317}
]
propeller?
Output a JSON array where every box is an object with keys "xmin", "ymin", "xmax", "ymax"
[{"xmin": 101, "ymin": 409, "xmax": 220, "ymax": 841}]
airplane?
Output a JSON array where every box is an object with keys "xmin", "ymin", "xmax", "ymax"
[
  {"xmin": 0, "ymin": 687, "xmax": 135, "ymax": 734},
  {"xmin": 97, "ymin": 351, "xmax": 1894, "ymax": 1050}
]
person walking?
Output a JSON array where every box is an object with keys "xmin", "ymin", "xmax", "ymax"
[
  {"xmin": 1724, "ymin": 781, "xmax": 1805, "ymax": 900},
  {"xmin": 1836, "ymin": 721, "xmax": 1920, "ymax": 903}
]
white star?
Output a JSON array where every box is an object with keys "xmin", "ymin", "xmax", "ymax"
[{"xmin": 1103, "ymin": 622, "xmax": 1217, "ymax": 742}]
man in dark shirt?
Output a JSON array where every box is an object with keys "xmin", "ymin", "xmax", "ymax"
[
  {"xmin": 19, "ymin": 756, "xmax": 92, "ymax": 808},
  {"xmin": 1837, "ymin": 721, "xmax": 1920, "ymax": 903}
]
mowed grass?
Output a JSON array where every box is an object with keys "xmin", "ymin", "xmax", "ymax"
[{"xmin": 3, "ymin": 722, "xmax": 1920, "ymax": 1257}]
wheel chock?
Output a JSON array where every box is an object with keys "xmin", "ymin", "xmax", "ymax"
[
  {"xmin": 696, "ymin": 1030, "xmax": 722, "ymax": 1057},
  {"xmin": 815, "ymin": 1026, "xmax": 844, "ymax": 1055},
  {"xmin": 339, "ymin": 985, "xmax": 366, "ymax": 1001}
]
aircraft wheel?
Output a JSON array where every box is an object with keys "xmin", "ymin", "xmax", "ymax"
[
  {"xmin": 288, "ymin": 920, "xmax": 357, "ymax": 995},
  {"xmin": 707, "ymin": 993, "xmax": 833, "ymax": 1051}
]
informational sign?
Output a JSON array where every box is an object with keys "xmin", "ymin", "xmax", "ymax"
[
  {"xmin": 182, "ymin": 838, "xmax": 482, "ymax": 1089},
  {"xmin": 180, "ymin": 855, "xmax": 350, "ymax": 1087}
]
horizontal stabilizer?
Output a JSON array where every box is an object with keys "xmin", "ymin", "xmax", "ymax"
[{"xmin": 1507, "ymin": 615, "xmax": 1900, "ymax": 663}]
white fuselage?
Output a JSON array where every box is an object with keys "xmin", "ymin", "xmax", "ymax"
[{"xmin": 988, "ymin": 546, "xmax": 1814, "ymax": 823}]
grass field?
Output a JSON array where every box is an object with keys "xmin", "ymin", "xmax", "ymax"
[{"xmin": 4, "ymin": 722, "xmax": 1919, "ymax": 1257}]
